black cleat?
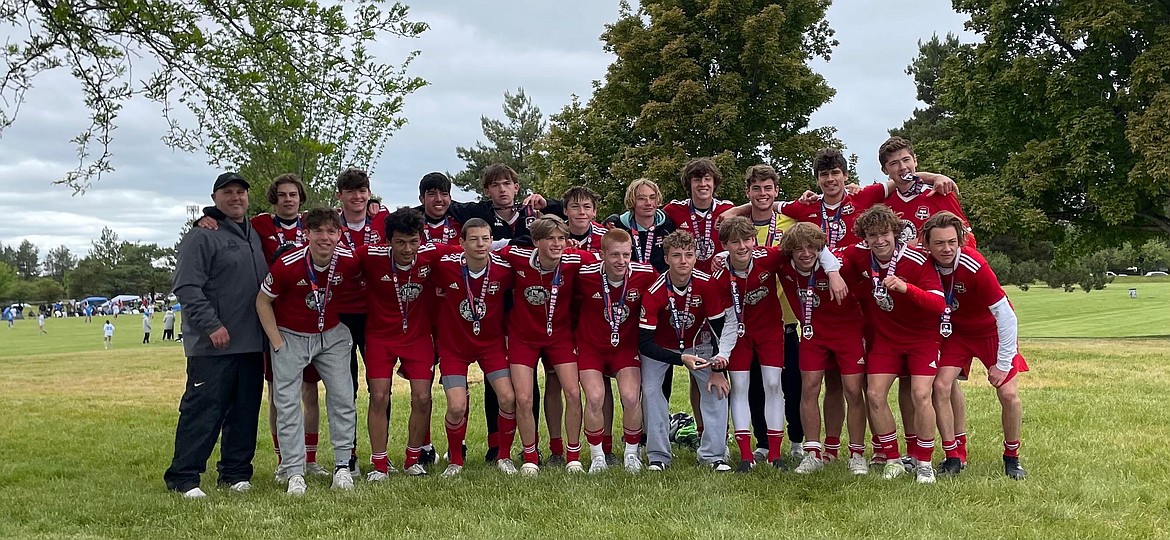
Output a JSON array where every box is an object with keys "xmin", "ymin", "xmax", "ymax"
[
  {"xmin": 735, "ymin": 460, "xmax": 755, "ymax": 474},
  {"xmin": 1004, "ymin": 456, "xmax": 1026, "ymax": 480},
  {"xmin": 545, "ymin": 454, "xmax": 565, "ymax": 467},
  {"xmin": 348, "ymin": 455, "xmax": 360, "ymax": 475},
  {"xmin": 771, "ymin": 459, "xmax": 788, "ymax": 470},
  {"xmin": 937, "ymin": 457, "xmax": 963, "ymax": 476},
  {"xmin": 605, "ymin": 453, "xmax": 620, "ymax": 467},
  {"xmin": 484, "ymin": 446, "xmax": 499, "ymax": 464},
  {"xmin": 419, "ymin": 447, "xmax": 437, "ymax": 466}
]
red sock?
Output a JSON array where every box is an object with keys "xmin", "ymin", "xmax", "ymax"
[
  {"xmin": 445, "ymin": 417, "xmax": 468, "ymax": 466},
  {"xmin": 913, "ymin": 438, "xmax": 935, "ymax": 463},
  {"xmin": 272, "ymin": 433, "xmax": 282, "ymax": 464},
  {"xmin": 904, "ymin": 433, "xmax": 918, "ymax": 456},
  {"xmin": 622, "ymin": 427, "xmax": 642, "ymax": 446},
  {"xmin": 870, "ymin": 433, "xmax": 885, "ymax": 462},
  {"xmin": 957, "ymin": 432, "xmax": 969, "ymax": 463},
  {"xmin": 522, "ymin": 443, "xmax": 539, "ymax": 465},
  {"xmin": 549, "ymin": 437, "xmax": 564, "ymax": 458},
  {"xmin": 602, "ymin": 435, "xmax": 613, "ymax": 455},
  {"xmin": 848, "ymin": 443, "xmax": 865, "ymax": 459},
  {"xmin": 1003, "ymin": 440, "xmax": 1020, "ymax": 458},
  {"xmin": 943, "ymin": 439, "xmax": 961, "ymax": 459},
  {"xmin": 497, "ymin": 411, "xmax": 516, "ymax": 460},
  {"xmin": 878, "ymin": 431, "xmax": 900, "ymax": 460},
  {"xmin": 585, "ymin": 428, "xmax": 604, "ymax": 447},
  {"xmin": 735, "ymin": 431, "xmax": 754, "ymax": 463},
  {"xmin": 824, "ymin": 436, "xmax": 841, "ymax": 460},
  {"xmin": 566, "ymin": 442, "xmax": 581, "ymax": 463},
  {"xmin": 802, "ymin": 441, "xmax": 823, "ymax": 461},
  {"xmin": 371, "ymin": 451, "xmax": 389, "ymax": 473},
  {"xmin": 767, "ymin": 430, "xmax": 784, "ymax": 462},
  {"xmin": 404, "ymin": 446, "xmax": 421, "ymax": 468},
  {"xmin": 305, "ymin": 432, "xmax": 319, "ymax": 463}
]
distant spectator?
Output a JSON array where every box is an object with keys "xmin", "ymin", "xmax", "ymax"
[
  {"xmin": 143, "ymin": 312, "xmax": 152, "ymax": 344},
  {"xmin": 162, "ymin": 308, "xmax": 176, "ymax": 341}
]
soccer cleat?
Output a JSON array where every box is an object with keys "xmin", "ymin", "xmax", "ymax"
[
  {"xmin": 882, "ymin": 461, "xmax": 906, "ymax": 480},
  {"xmin": 544, "ymin": 454, "xmax": 565, "ymax": 467},
  {"xmin": 915, "ymin": 462, "xmax": 936, "ymax": 484},
  {"xmin": 228, "ymin": 481, "xmax": 252, "ymax": 493},
  {"xmin": 624, "ymin": 453, "xmax": 642, "ymax": 473},
  {"xmin": 496, "ymin": 458, "xmax": 518, "ymax": 475},
  {"xmin": 273, "ymin": 468, "xmax": 290, "ymax": 486},
  {"xmin": 1004, "ymin": 457, "xmax": 1026, "ymax": 480},
  {"xmin": 848, "ymin": 455, "xmax": 869, "ymax": 475},
  {"xmin": 647, "ymin": 461, "xmax": 666, "ymax": 472},
  {"xmin": 519, "ymin": 463, "xmax": 540, "ymax": 477},
  {"xmin": 366, "ymin": 470, "xmax": 390, "ymax": 482},
  {"xmin": 605, "ymin": 453, "xmax": 620, "ymax": 467},
  {"xmin": 442, "ymin": 443, "xmax": 468, "ymax": 463},
  {"xmin": 419, "ymin": 447, "xmax": 437, "ymax": 466},
  {"xmin": 332, "ymin": 467, "xmax": 355, "ymax": 490},
  {"xmin": 440, "ymin": 464, "xmax": 463, "ymax": 478},
  {"xmin": 484, "ymin": 446, "xmax": 500, "ymax": 464},
  {"xmin": 286, "ymin": 475, "xmax": 307, "ymax": 496},
  {"xmin": 901, "ymin": 455, "xmax": 916, "ymax": 472},
  {"xmin": 711, "ymin": 460, "xmax": 732, "ymax": 473},
  {"xmin": 182, "ymin": 487, "xmax": 207, "ymax": 499},
  {"xmin": 735, "ymin": 460, "xmax": 754, "ymax": 474},
  {"xmin": 937, "ymin": 457, "xmax": 962, "ymax": 476},
  {"xmin": 305, "ymin": 462, "xmax": 331, "ymax": 477},
  {"xmin": 794, "ymin": 453, "xmax": 825, "ymax": 474},
  {"xmin": 790, "ymin": 444, "xmax": 804, "ymax": 460},
  {"xmin": 348, "ymin": 455, "xmax": 361, "ymax": 477},
  {"xmin": 752, "ymin": 447, "xmax": 768, "ymax": 463},
  {"xmin": 405, "ymin": 463, "xmax": 427, "ymax": 476},
  {"xmin": 566, "ymin": 460, "xmax": 584, "ymax": 473},
  {"xmin": 589, "ymin": 455, "xmax": 609, "ymax": 474},
  {"xmin": 771, "ymin": 459, "xmax": 788, "ymax": 470}
]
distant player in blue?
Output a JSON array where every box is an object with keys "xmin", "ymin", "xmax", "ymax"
[
  {"xmin": 85, "ymin": 304, "xmax": 93, "ymax": 323},
  {"xmin": 4, "ymin": 307, "xmax": 13, "ymax": 329}
]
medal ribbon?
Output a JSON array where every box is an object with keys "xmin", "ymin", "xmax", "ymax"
[
  {"xmin": 899, "ymin": 173, "xmax": 926, "ymax": 197},
  {"xmin": 729, "ymin": 267, "xmax": 747, "ymax": 337},
  {"xmin": 690, "ymin": 203, "xmax": 714, "ymax": 260},
  {"xmin": 461, "ymin": 256, "xmax": 491, "ymax": 335},
  {"xmin": 819, "ymin": 202, "xmax": 844, "ymax": 249},
  {"xmin": 389, "ymin": 251, "xmax": 414, "ymax": 334},
  {"xmin": 632, "ymin": 226, "xmax": 655, "ymax": 264},
  {"xmin": 425, "ymin": 217, "xmax": 455, "ymax": 244},
  {"xmin": 802, "ymin": 263, "xmax": 818, "ymax": 340},
  {"xmin": 666, "ymin": 278, "xmax": 693, "ymax": 351},
  {"xmin": 936, "ymin": 261, "xmax": 957, "ymax": 336},
  {"xmin": 601, "ymin": 268, "xmax": 629, "ymax": 347},
  {"xmin": 305, "ymin": 250, "xmax": 339, "ymax": 332},
  {"xmin": 274, "ymin": 215, "xmax": 305, "ymax": 247},
  {"xmin": 764, "ymin": 213, "xmax": 779, "ymax": 247},
  {"xmin": 541, "ymin": 256, "xmax": 563, "ymax": 336},
  {"xmin": 870, "ymin": 243, "xmax": 905, "ymax": 300},
  {"xmin": 342, "ymin": 216, "xmax": 372, "ymax": 249}
]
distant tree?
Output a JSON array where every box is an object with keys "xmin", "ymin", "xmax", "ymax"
[
  {"xmin": 43, "ymin": 246, "xmax": 78, "ymax": 282},
  {"xmin": 14, "ymin": 240, "xmax": 39, "ymax": 279},
  {"xmin": 453, "ymin": 88, "xmax": 546, "ymax": 196},
  {"xmin": 29, "ymin": 278, "xmax": 65, "ymax": 303},
  {"xmin": 0, "ymin": 262, "xmax": 17, "ymax": 300},
  {"xmin": 89, "ymin": 228, "xmax": 123, "ymax": 267}
]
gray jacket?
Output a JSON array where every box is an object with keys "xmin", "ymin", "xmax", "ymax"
[{"xmin": 172, "ymin": 216, "xmax": 267, "ymax": 357}]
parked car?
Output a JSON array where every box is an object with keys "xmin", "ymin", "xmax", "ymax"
[{"xmin": 1145, "ymin": 271, "xmax": 1168, "ymax": 277}]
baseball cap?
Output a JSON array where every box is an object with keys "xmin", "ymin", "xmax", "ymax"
[{"xmin": 213, "ymin": 172, "xmax": 250, "ymax": 191}]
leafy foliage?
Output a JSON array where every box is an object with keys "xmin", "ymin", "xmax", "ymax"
[{"xmin": 453, "ymin": 88, "xmax": 546, "ymax": 196}]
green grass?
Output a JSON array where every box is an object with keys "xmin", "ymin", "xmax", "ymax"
[
  {"xmin": 1009, "ymin": 281, "xmax": 1170, "ymax": 338},
  {"xmin": 1, "ymin": 303, "xmax": 1169, "ymax": 539}
]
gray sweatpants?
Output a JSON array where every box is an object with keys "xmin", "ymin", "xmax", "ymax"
[
  {"xmin": 272, "ymin": 324, "xmax": 355, "ymax": 478},
  {"xmin": 641, "ymin": 349, "xmax": 729, "ymax": 466}
]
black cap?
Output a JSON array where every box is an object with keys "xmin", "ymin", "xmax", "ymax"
[{"xmin": 213, "ymin": 172, "xmax": 250, "ymax": 191}]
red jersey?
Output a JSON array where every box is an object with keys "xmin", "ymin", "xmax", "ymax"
[
  {"xmin": 357, "ymin": 243, "xmax": 450, "ymax": 342},
  {"xmin": 838, "ymin": 243, "xmax": 945, "ymax": 345},
  {"xmin": 333, "ymin": 211, "xmax": 387, "ymax": 314},
  {"xmin": 251, "ymin": 212, "xmax": 307, "ymax": 264},
  {"xmin": 261, "ymin": 246, "xmax": 361, "ymax": 334},
  {"xmin": 639, "ymin": 271, "xmax": 727, "ymax": 351},
  {"xmin": 779, "ymin": 183, "xmax": 886, "ymax": 249},
  {"xmin": 777, "ymin": 251, "xmax": 864, "ymax": 338},
  {"xmin": 574, "ymin": 261, "xmax": 659, "ymax": 350},
  {"xmin": 570, "ymin": 222, "xmax": 608, "ymax": 254},
  {"xmin": 423, "ymin": 214, "xmax": 461, "ymax": 245},
  {"xmin": 662, "ymin": 198, "xmax": 736, "ymax": 273},
  {"xmin": 430, "ymin": 252, "xmax": 514, "ymax": 356},
  {"xmin": 711, "ymin": 248, "xmax": 787, "ymax": 337},
  {"xmin": 497, "ymin": 246, "xmax": 595, "ymax": 344},
  {"xmin": 881, "ymin": 187, "xmax": 974, "ymax": 248},
  {"xmin": 935, "ymin": 247, "xmax": 1008, "ymax": 338}
]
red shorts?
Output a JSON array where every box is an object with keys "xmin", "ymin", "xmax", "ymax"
[
  {"xmin": 940, "ymin": 333, "xmax": 1029, "ymax": 384},
  {"xmin": 578, "ymin": 345, "xmax": 640, "ymax": 377},
  {"xmin": 509, "ymin": 336, "xmax": 577, "ymax": 370},
  {"xmin": 727, "ymin": 331, "xmax": 784, "ymax": 372},
  {"xmin": 264, "ymin": 350, "xmax": 321, "ymax": 383},
  {"xmin": 799, "ymin": 333, "xmax": 866, "ymax": 375},
  {"xmin": 866, "ymin": 338, "xmax": 940, "ymax": 377},
  {"xmin": 364, "ymin": 335, "xmax": 435, "ymax": 381},
  {"xmin": 438, "ymin": 345, "xmax": 509, "ymax": 380}
]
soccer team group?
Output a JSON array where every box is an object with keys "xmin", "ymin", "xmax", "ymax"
[{"xmin": 162, "ymin": 136, "xmax": 1028, "ymax": 498}]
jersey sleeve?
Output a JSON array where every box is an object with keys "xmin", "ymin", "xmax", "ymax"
[
  {"xmin": 639, "ymin": 290, "xmax": 664, "ymax": 330},
  {"xmin": 261, "ymin": 263, "xmax": 285, "ymax": 298},
  {"xmin": 779, "ymin": 200, "xmax": 805, "ymax": 220},
  {"xmin": 851, "ymin": 183, "xmax": 887, "ymax": 211}
]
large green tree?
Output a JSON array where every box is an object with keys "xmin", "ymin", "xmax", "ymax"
[
  {"xmin": 13, "ymin": 240, "xmax": 39, "ymax": 279},
  {"xmin": 43, "ymin": 245, "xmax": 77, "ymax": 282},
  {"xmin": 453, "ymin": 88, "xmax": 546, "ymax": 196},
  {"xmin": 537, "ymin": 0, "xmax": 838, "ymax": 214},
  {"xmin": 2, "ymin": 0, "xmax": 427, "ymax": 193}
]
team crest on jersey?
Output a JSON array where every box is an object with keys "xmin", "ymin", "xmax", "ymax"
[
  {"xmin": 488, "ymin": 282, "xmax": 501, "ymax": 294},
  {"xmin": 418, "ymin": 266, "xmax": 430, "ymax": 278},
  {"xmin": 524, "ymin": 286, "xmax": 550, "ymax": 305},
  {"xmin": 757, "ymin": 271, "xmax": 770, "ymax": 281},
  {"xmin": 604, "ymin": 304, "xmax": 630, "ymax": 325},
  {"xmin": 915, "ymin": 206, "xmax": 930, "ymax": 220},
  {"xmin": 264, "ymin": 274, "xmax": 274, "ymax": 286},
  {"xmin": 305, "ymin": 290, "xmax": 332, "ymax": 310},
  {"xmin": 898, "ymin": 220, "xmax": 917, "ymax": 245},
  {"xmin": 688, "ymin": 296, "xmax": 703, "ymax": 307},
  {"xmin": 669, "ymin": 311, "xmax": 696, "ymax": 330},
  {"xmin": 797, "ymin": 288, "xmax": 822, "ymax": 308},
  {"xmin": 842, "ymin": 203, "xmax": 856, "ymax": 215},
  {"xmin": 955, "ymin": 282, "xmax": 966, "ymax": 294},
  {"xmin": 458, "ymin": 299, "xmax": 487, "ymax": 321},
  {"xmin": 329, "ymin": 275, "xmax": 343, "ymax": 285},
  {"xmin": 745, "ymin": 287, "xmax": 770, "ymax": 306},
  {"xmin": 626, "ymin": 289, "xmax": 641, "ymax": 302},
  {"xmin": 398, "ymin": 283, "xmax": 423, "ymax": 302},
  {"xmin": 816, "ymin": 279, "xmax": 829, "ymax": 290}
]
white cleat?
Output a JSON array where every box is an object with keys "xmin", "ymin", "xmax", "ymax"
[
  {"xmin": 565, "ymin": 460, "xmax": 584, "ymax": 473},
  {"xmin": 624, "ymin": 453, "xmax": 643, "ymax": 473},
  {"xmin": 332, "ymin": 468, "xmax": 355, "ymax": 490},
  {"xmin": 366, "ymin": 470, "xmax": 390, "ymax": 482},
  {"xmin": 882, "ymin": 461, "xmax": 907, "ymax": 480},
  {"xmin": 228, "ymin": 481, "xmax": 252, "ymax": 493},
  {"xmin": 305, "ymin": 462, "xmax": 331, "ymax": 477},
  {"xmin": 916, "ymin": 462, "xmax": 937, "ymax": 484},
  {"xmin": 440, "ymin": 464, "xmax": 463, "ymax": 478},
  {"xmin": 519, "ymin": 463, "xmax": 539, "ymax": 477},
  {"xmin": 790, "ymin": 445, "xmax": 805, "ymax": 460},
  {"xmin": 405, "ymin": 463, "xmax": 427, "ymax": 476},
  {"xmin": 497, "ymin": 458, "xmax": 518, "ymax": 475},
  {"xmin": 589, "ymin": 455, "xmax": 608, "ymax": 474},
  {"xmin": 794, "ymin": 453, "xmax": 825, "ymax": 474},
  {"xmin": 182, "ymin": 487, "xmax": 207, "ymax": 499},
  {"xmin": 286, "ymin": 475, "xmax": 307, "ymax": 496},
  {"xmin": 848, "ymin": 455, "xmax": 869, "ymax": 475}
]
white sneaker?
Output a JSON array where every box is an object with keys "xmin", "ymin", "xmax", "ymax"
[
  {"xmin": 332, "ymin": 468, "xmax": 355, "ymax": 490},
  {"xmin": 916, "ymin": 462, "xmax": 936, "ymax": 484},
  {"xmin": 497, "ymin": 458, "xmax": 518, "ymax": 475},
  {"xmin": 711, "ymin": 460, "xmax": 732, "ymax": 472},
  {"xmin": 228, "ymin": 481, "xmax": 252, "ymax": 493},
  {"xmin": 752, "ymin": 447, "xmax": 768, "ymax": 463},
  {"xmin": 848, "ymin": 455, "xmax": 869, "ymax": 475},
  {"xmin": 366, "ymin": 470, "xmax": 390, "ymax": 482},
  {"xmin": 794, "ymin": 453, "xmax": 825, "ymax": 474},
  {"xmin": 519, "ymin": 463, "xmax": 539, "ymax": 476},
  {"xmin": 286, "ymin": 475, "xmax": 307, "ymax": 496},
  {"xmin": 624, "ymin": 453, "xmax": 643, "ymax": 473},
  {"xmin": 405, "ymin": 463, "xmax": 427, "ymax": 476},
  {"xmin": 565, "ymin": 460, "xmax": 584, "ymax": 473},
  {"xmin": 182, "ymin": 487, "xmax": 207, "ymax": 499},
  {"xmin": 589, "ymin": 455, "xmax": 608, "ymax": 474},
  {"xmin": 882, "ymin": 461, "xmax": 906, "ymax": 480},
  {"xmin": 647, "ymin": 461, "xmax": 666, "ymax": 472},
  {"xmin": 440, "ymin": 464, "xmax": 463, "ymax": 478},
  {"xmin": 305, "ymin": 462, "xmax": 331, "ymax": 477}
]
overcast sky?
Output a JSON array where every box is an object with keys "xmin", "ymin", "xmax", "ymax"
[{"xmin": 0, "ymin": 1, "xmax": 974, "ymax": 258}]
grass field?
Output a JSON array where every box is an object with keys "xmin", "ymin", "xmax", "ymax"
[{"xmin": 1, "ymin": 283, "xmax": 1168, "ymax": 539}]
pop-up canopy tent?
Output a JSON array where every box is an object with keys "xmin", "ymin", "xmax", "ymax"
[{"xmin": 79, "ymin": 296, "xmax": 108, "ymax": 306}]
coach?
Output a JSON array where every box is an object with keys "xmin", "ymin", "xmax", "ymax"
[{"xmin": 164, "ymin": 172, "xmax": 268, "ymax": 498}]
